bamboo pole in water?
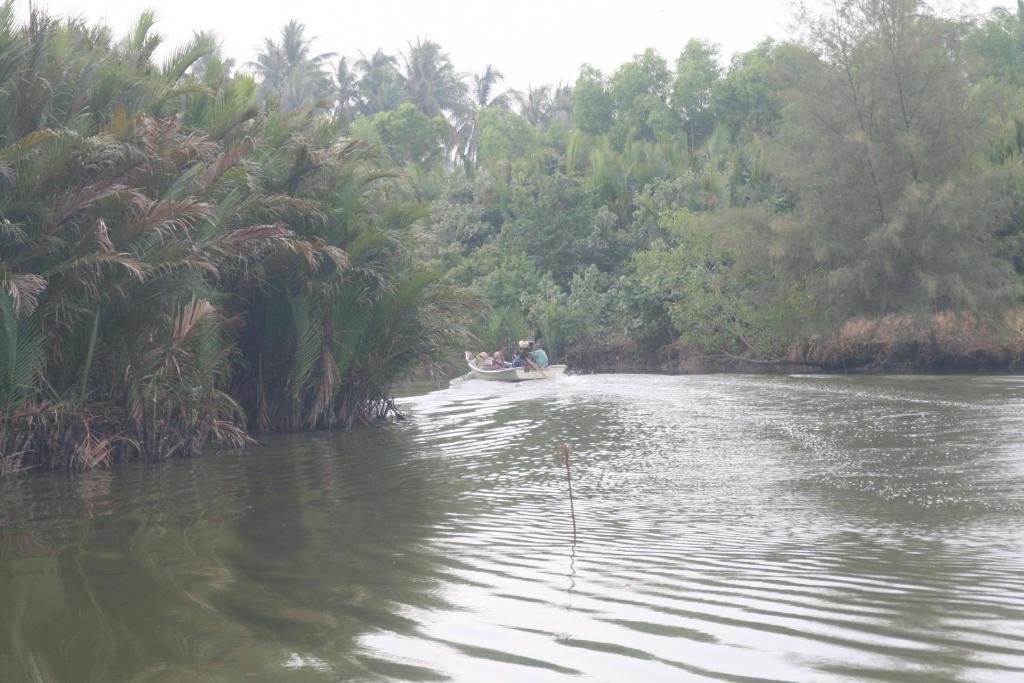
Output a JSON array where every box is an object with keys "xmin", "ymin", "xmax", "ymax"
[{"xmin": 558, "ymin": 442, "xmax": 577, "ymax": 544}]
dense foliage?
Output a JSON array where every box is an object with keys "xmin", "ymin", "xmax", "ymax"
[
  {"xmin": 0, "ymin": 4, "xmax": 476, "ymax": 473},
  {"xmin": 6, "ymin": 0, "xmax": 1024, "ymax": 471},
  {"xmin": 243, "ymin": 0, "xmax": 1024, "ymax": 366},
  {"xmin": 414, "ymin": 0, "xmax": 1024, "ymax": 363}
]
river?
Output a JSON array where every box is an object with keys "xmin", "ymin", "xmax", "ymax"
[{"xmin": 1, "ymin": 374, "xmax": 1023, "ymax": 682}]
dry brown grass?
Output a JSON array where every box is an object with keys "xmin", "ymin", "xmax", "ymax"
[{"xmin": 790, "ymin": 311, "xmax": 1024, "ymax": 369}]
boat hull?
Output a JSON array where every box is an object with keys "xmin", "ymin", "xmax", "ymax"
[{"xmin": 466, "ymin": 363, "xmax": 566, "ymax": 382}]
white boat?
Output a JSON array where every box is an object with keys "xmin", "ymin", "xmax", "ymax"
[{"xmin": 464, "ymin": 353, "xmax": 567, "ymax": 382}]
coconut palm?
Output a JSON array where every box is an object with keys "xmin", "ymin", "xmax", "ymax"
[
  {"xmin": 354, "ymin": 49, "xmax": 406, "ymax": 116},
  {"xmin": 514, "ymin": 84, "xmax": 551, "ymax": 127},
  {"xmin": 471, "ymin": 65, "xmax": 512, "ymax": 110},
  {"xmin": 514, "ymin": 83, "xmax": 573, "ymax": 129},
  {"xmin": 333, "ymin": 56, "xmax": 359, "ymax": 121},
  {"xmin": 251, "ymin": 20, "xmax": 335, "ymax": 111},
  {"xmin": 453, "ymin": 65, "xmax": 513, "ymax": 168},
  {"xmin": 549, "ymin": 83, "xmax": 574, "ymax": 126},
  {"xmin": 402, "ymin": 38, "xmax": 467, "ymax": 117}
]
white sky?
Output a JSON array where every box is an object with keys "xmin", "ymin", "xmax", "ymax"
[{"xmin": 23, "ymin": 0, "xmax": 1013, "ymax": 90}]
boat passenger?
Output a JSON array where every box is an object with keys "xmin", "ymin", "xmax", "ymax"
[
  {"xmin": 494, "ymin": 349, "xmax": 511, "ymax": 368},
  {"xmin": 531, "ymin": 342, "xmax": 549, "ymax": 368},
  {"xmin": 513, "ymin": 340, "xmax": 531, "ymax": 369}
]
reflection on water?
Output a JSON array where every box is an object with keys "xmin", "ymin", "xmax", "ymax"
[{"xmin": 1, "ymin": 374, "xmax": 1023, "ymax": 681}]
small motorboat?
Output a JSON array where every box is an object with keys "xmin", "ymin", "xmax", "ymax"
[{"xmin": 464, "ymin": 352, "xmax": 567, "ymax": 382}]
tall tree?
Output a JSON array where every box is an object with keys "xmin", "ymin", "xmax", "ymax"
[
  {"xmin": 251, "ymin": 20, "xmax": 334, "ymax": 111},
  {"xmin": 354, "ymin": 49, "xmax": 405, "ymax": 116},
  {"xmin": 371, "ymin": 102, "xmax": 450, "ymax": 166},
  {"xmin": 671, "ymin": 39, "xmax": 721, "ymax": 150},
  {"xmin": 711, "ymin": 38, "xmax": 790, "ymax": 138},
  {"xmin": 403, "ymin": 38, "xmax": 467, "ymax": 117},
  {"xmin": 964, "ymin": 7, "xmax": 1024, "ymax": 87},
  {"xmin": 333, "ymin": 56, "xmax": 359, "ymax": 121},
  {"xmin": 514, "ymin": 83, "xmax": 572, "ymax": 129},
  {"xmin": 454, "ymin": 65, "xmax": 512, "ymax": 167},
  {"xmin": 470, "ymin": 65, "xmax": 511, "ymax": 110},
  {"xmin": 772, "ymin": 0, "xmax": 1017, "ymax": 318},
  {"xmin": 608, "ymin": 49, "xmax": 675, "ymax": 143},
  {"xmin": 515, "ymin": 84, "xmax": 552, "ymax": 127},
  {"xmin": 573, "ymin": 66, "xmax": 614, "ymax": 135}
]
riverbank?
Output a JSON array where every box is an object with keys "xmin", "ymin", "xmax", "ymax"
[
  {"xmin": 566, "ymin": 345, "xmax": 1024, "ymax": 375},
  {"xmin": 564, "ymin": 342, "xmax": 823, "ymax": 375},
  {"xmin": 8, "ymin": 317, "xmax": 1020, "ymax": 478},
  {"xmin": 564, "ymin": 313, "xmax": 1024, "ymax": 375}
]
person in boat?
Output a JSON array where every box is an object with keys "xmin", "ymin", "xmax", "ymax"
[
  {"xmin": 493, "ymin": 349, "xmax": 511, "ymax": 368},
  {"xmin": 531, "ymin": 341, "xmax": 550, "ymax": 368},
  {"xmin": 476, "ymin": 351, "xmax": 497, "ymax": 368},
  {"xmin": 515, "ymin": 340, "xmax": 547, "ymax": 371},
  {"xmin": 512, "ymin": 341, "xmax": 530, "ymax": 368}
]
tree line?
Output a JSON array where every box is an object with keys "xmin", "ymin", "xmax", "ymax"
[{"xmin": 315, "ymin": 0, "xmax": 1024, "ymax": 368}]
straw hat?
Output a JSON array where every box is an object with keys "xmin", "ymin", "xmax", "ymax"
[{"xmin": 518, "ymin": 340, "xmax": 530, "ymax": 348}]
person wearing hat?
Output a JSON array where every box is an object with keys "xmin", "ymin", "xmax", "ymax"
[
  {"xmin": 512, "ymin": 340, "xmax": 529, "ymax": 368},
  {"xmin": 515, "ymin": 340, "xmax": 548, "ymax": 372}
]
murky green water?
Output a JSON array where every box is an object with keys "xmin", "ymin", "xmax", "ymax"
[{"xmin": 2, "ymin": 374, "xmax": 1023, "ymax": 682}]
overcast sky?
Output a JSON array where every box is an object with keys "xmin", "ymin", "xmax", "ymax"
[{"xmin": 24, "ymin": 0, "xmax": 1012, "ymax": 89}]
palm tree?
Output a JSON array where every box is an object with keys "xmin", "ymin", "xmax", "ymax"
[
  {"xmin": 251, "ymin": 20, "xmax": 334, "ymax": 111},
  {"xmin": 0, "ymin": 5, "xmax": 211, "ymax": 141},
  {"xmin": 117, "ymin": 9, "xmax": 163, "ymax": 69},
  {"xmin": 402, "ymin": 38, "xmax": 467, "ymax": 117},
  {"xmin": 187, "ymin": 31, "xmax": 235, "ymax": 80},
  {"xmin": 514, "ymin": 84, "xmax": 551, "ymax": 127},
  {"xmin": 333, "ymin": 56, "xmax": 358, "ymax": 121},
  {"xmin": 514, "ymin": 83, "xmax": 572, "ymax": 129},
  {"xmin": 453, "ymin": 65, "xmax": 513, "ymax": 167},
  {"xmin": 471, "ymin": 65, "xmax": 511, "ymax": 110},
  {"xmin": 549, "ymin": 82, "xmax": 574, "ymax": 126},
  {"xmin": 0, "ymin": 6, "xmax": 478, "ymax": 472},
  {"xmin": 354, "ymin": 49, "xmax": 405, "ymax": 116}
]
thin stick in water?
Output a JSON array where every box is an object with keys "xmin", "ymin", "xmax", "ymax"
[{"xmin": 559, "ymin": 442, "xmax": 577, "ymax": 544}]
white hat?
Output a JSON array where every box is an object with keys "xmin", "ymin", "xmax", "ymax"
[{"xmin": 518, "ymin": 340, "xmax": 529, "ymax": 348}]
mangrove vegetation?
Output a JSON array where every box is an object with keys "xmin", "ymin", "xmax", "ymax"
[{"xmin": 0, "ymin": 3, "xmax": 477, "ymax": 473}]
